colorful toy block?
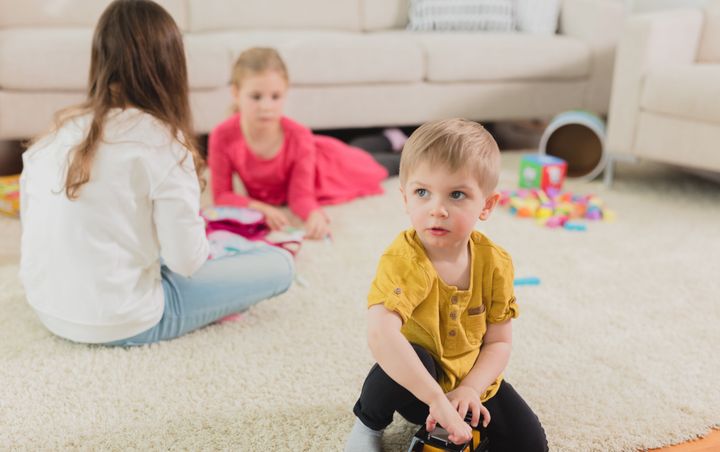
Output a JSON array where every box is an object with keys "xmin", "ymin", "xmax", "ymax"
[
  {"xmin": 518, "ymin": 154, "xmax": 567, "ymax": 191},
  {"xmin": 499, "ymin": 188, "xmax": 615, "ymax": 231},
  {"xmin": 0, "ymin": 174, "xmax": 20, "ymax": 217}
]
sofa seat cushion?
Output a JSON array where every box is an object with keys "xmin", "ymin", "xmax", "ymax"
[
  {"xmin": 213, "ymin": 31, "xmax": 424, "ymax": 85},
  {"xmin": 411, "ymin": 32, "xmax": 590, "ymax": 82},
  {"xmin": 0, "ymin": 29, "xmax": 230, "ymax": 90},
  {"xmin": 641, "ymin": 65, "xmax": 720, "ymax": 124}
]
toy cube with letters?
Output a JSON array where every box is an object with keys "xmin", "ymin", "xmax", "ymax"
[{"xmin": 518, "ymin": 154, "xmax": 567, "ymax": 191}]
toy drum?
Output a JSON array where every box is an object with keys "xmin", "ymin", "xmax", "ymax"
[{"xmin": 539, "ymin": 110, "xmax": 606, "ymax": 181}]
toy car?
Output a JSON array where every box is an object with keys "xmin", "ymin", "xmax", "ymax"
[{"xmin": 407, "ymin": 414, "xmax": 489, "ymax": 452}]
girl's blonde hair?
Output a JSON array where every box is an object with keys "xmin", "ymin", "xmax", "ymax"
[
  {"xmin": 399, "ymin": 118, "xmax": 501, "ymax": 195},
  {"xmin": 33, "ymin": 0, "xmax": 204, "ymax": 200},
  {"xmin": 231, "ymin": 47, "xmax": 289, "ymax": 87}
]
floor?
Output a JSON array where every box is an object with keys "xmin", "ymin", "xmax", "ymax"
[
  {"xmin": 651, "ymin": 430, "xmax": 720, "ymax": 451},
  {"xmin": 2, "ymin": 127, "xmax": 718, "ymax": 449},
  {"xmin": 2, "ymin": 193, "xmax": 719, "ymax": 452},
  {"xmin": 0, "ymin": 213, "xmax": 20, "ymax": 266}
]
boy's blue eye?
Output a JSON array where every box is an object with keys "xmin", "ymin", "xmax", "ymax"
[
  {"xmin": 450, "ymin": 191, "xmax": 466, "ymax": 200},
  {"xmin": 415, "ymin": 188, "xmax": 428, "ymax": 198}
]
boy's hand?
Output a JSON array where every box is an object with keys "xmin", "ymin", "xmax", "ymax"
[
  {"xmin": 426, "ymin": 394, "xmax": 473, "ymax": 445},
  {"xmin": 445, "ymin": 385, "xmax": 491, "ymax": 428},
  {"xmin": 304, "ymin": 210, "xmax": 330, "ymax": 240}
]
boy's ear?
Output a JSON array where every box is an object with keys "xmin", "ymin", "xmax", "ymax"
[
  {"xmin": 479, "ymin": 191, "xmax": 500, "ymax": 221},
  {"xmin": 399, "ymin": 185, "xmax": 409, "ymax": 213}
]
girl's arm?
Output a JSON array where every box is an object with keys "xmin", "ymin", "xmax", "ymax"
[
  {"xmin": 286, "ymin": 133, "xmax": 320, "ymax": 221},
  {"xmin": 207, "ymin": 130, "xmax": 251, "ymax": 207},
  {"xmin": 368, "ymin": 305, "xmax": 472, "ymax": 443},
  {"xmin": 152, "ymin": 155, "xmax": 209, "ymax": 277}
]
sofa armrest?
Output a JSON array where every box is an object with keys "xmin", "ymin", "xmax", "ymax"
[
  {"xmin": 606, "ymin": 9, "xmax": 704, "ymax": 155},
  {"xmin": 559, "ymin": 0, "xmax": 626, "ymax": 114}
]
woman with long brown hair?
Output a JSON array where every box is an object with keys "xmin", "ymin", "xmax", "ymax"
[{"xmin": 19, "ymin": 0, "xmax": 293, "ymax": 345}]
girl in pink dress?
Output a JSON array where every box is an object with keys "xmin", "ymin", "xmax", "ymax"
[{"xmin": 208, "ymin": 47, "xmax": 388, "ymax": 240}]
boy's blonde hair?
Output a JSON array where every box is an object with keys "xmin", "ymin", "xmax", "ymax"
[
  {"xmin": 399, "ymin": 118, "xmax": 501, "ymax": 195},
  {"xmin": 231, "ymin": 47, "xmax": 288, "ymax": 88}
]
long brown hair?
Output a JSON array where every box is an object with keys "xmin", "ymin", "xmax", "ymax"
[{"xmin": 46, "ymin": 0, "xmax": 204, "ymax": 199}]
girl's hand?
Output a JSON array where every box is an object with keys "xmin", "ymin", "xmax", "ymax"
[
  {"xmin": 426, "ymin": 394, "xmax": 472, "ymax": 445},
  {"xmin": 304, "ymin": 210, "xmax": 330, "ymax": 240},
  {"xmin": 445, "ymin": 385, "xmax": 490, "ymax": 428},
  {"xmin": 254, "ymin": 203, "xmax": 289, "ymax": 231}
]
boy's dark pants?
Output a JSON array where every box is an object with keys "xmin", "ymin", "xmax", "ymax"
[{"xmin": 352, "ymin": 344, "xmax": 548, "ymax": 452}]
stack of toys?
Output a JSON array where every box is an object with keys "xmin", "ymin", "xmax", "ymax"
[
  {"xmin": 499, "ymin": 188, "xmax": 615, "ymax": 231},
  {"xmin": 505, "ymin": 154, "xmax": 614, "ymax": 230},
  {"xmin": 0, "ymin": 174, "xmax": 20, "ymax": 217}
]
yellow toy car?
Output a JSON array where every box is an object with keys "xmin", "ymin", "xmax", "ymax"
[{"xmin": 407, "ymin": 414, "xmax": 489, "ymax": 452}]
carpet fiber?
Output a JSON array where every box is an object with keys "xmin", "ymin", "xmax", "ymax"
[{"xmin": 1, "ymin": 153, "xmax": 719, "ymax": 451}]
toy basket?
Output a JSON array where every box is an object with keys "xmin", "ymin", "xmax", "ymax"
[{"xmin": 539, "ymin": 110, "xmax": 606, "ymax": 181}]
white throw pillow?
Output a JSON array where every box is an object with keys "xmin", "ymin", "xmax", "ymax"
[
  {"xmin": 514, "ymin": 0, "xmax": 561, "ymax": 35},
  {"xmin": 407, "ymin": 0, "xmax": 516, "ymax": 32}
]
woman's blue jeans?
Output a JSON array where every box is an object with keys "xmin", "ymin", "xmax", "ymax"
[{"xmin": 106, "ymin": 242, "xmax": 294, "ymax": 346}]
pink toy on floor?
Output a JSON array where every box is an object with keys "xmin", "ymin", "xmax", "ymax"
[{"xmin": 217, "ymin": 312, "xmax": 245, "ymax": 324}]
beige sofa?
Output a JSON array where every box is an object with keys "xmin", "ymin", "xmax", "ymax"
[
  {"xmin": 605, "ymin": 1, "xmax": 720, "ymax": 183},
  {"xmin": 0, "ymin": 0, "xmax": 624, "ymax": 141}
]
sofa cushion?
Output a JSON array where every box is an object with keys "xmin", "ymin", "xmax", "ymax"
[
  {"xmin": 362, "ymin": 0, "xmax": 409, "ymax": 31},
  {"xmin": 641, "ymin": 65, "xmax": 720, "ymax": 124},
  {"xmin": 187, "ymin": 0, "xmax": 361, "ymax": 32},
  {"xmin": 210, "ymin": 31, "xmax": 424, "ymax": 85},
  {"xmin": 515, "ymin": 0, "xmax": 560, "ymax": 35},
  {"xmin": 414, "ymin": 32, "xmax": 590, "ymax": 82},
  {"xmin": 0, "ymin": 0, "xmax": 187, "ymax": 30},
  {"xmin": 0, "ymin": 29, "xmax": 229, "ymax": 90},
  {"xmin": 698, "ymin": 0, "xmax": 720, "ymax": 62}
]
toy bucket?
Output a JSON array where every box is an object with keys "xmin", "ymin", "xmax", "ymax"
[{"xmin": 539, "ymin": 110, "xmax": 606, "ymax": 181}]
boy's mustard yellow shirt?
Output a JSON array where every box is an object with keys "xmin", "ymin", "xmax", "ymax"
[{"xmin": 368, "ymin": 229, "xmax": 518, "ymax": 402}]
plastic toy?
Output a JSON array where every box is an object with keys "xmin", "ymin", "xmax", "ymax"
[
  {"xmin": 563, "ymin": 221, "xmax": 587, "ymax": 231},
  {"xmin": 518, "ymin": 154, "xmax": 567, "ymax": 191},
  {"xmin": 499, "ymin": 188, "xmax": 614, "ymax": 230},
  {"xmin": 514, "ymin": 277, "xmax": 541, "ymax": 286},
  {"xmin": 407, "ymin": 414, "xmax": 488, "ymax": 452},
  {"xmin": 0, "ymin": 174, "xmax": 19, "ymax": 217}
]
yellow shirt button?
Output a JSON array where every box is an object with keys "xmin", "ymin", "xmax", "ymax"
[
  {"xmin": 449, "ymin": 329, "xmax": 456, "ymax": 337},
  {"xmin": 451, "ymin": 295, "xmax": 458, "ymax": 304},
  {"xmin": 449, "ymin": 312, "xmax": 457, "ymax": 320},
  {"xmin": 394, "ymin": 287, "xmax": 402, "ymax": 295}
]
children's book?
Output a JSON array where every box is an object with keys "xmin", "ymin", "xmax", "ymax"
[{"xmin": 202, "ymin": 206, "xmax": 302, "ymax": 257}]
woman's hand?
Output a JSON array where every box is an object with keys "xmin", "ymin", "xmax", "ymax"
[
  {"xmin": 445, "ymin": 385, "xmax": 490, "ymax": 428},
  {"xmin": 304, "ymin": 209, "xmax": 330, "ymax": 240},
  {"xmin": 426, "ymin": 393, "xmax": 473, "ymax": 445}
]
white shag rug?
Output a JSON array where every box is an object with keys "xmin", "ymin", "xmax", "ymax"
[{"xmin": 1, "ymin": 153, "xmax": 719, "ymax": 451}]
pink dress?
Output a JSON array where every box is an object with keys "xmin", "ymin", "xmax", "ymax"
[{"xmin": 208, "ymin": 113, "xmax": 388, "ymax": 220}]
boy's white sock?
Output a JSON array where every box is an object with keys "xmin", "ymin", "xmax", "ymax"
[{"xmin": 344, "ymin": 417, "xmax": 383, "ymax": 452}]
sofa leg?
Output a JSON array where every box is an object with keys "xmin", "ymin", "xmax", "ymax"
[{"xmin": 603, "ymin": 155, "xmax": 615, "ymax": 187}]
